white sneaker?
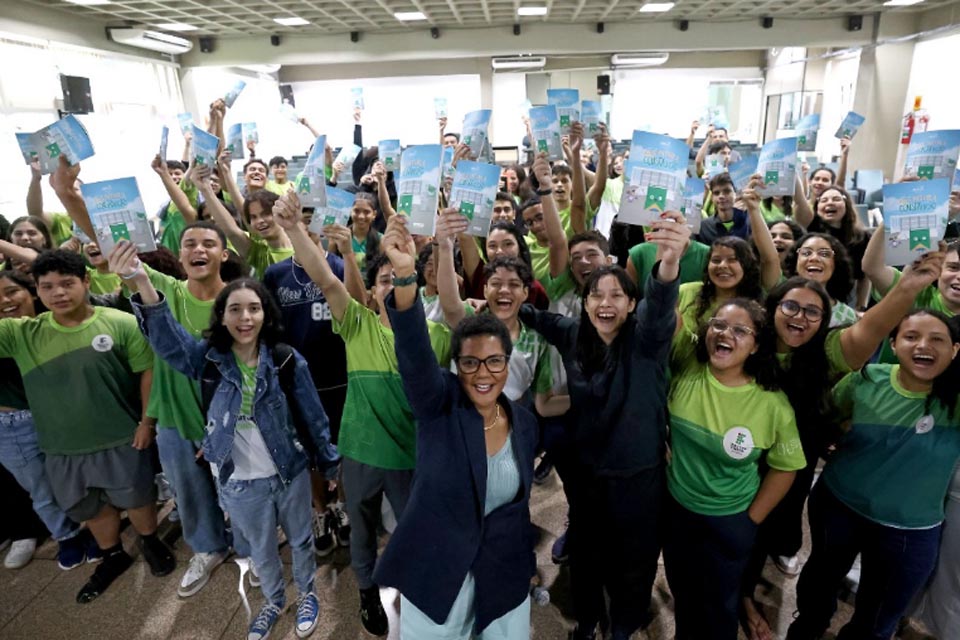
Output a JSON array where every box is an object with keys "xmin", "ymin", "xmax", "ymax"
[
  {"xmin": 178, "ymin": 551, "xmax": 227, "ymax": 597},
  {"xmin": 775, "ymin": 554, "xmax": 801, "ymax": 576},
  {"xmin": 4, "ymin": 539, "xmax": 36, "ymax": 569},
  {"xmin": 249, "ymin": 559, "xmax": 260, "ymax": 587}
]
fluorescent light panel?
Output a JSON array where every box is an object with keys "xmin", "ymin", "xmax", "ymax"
[
  {"xmin": 517, "ymin": 6, "xmax": 549, "ymax": 16},
  {"xmin": 155, "ymin": 23, "xmax": 197, "ymax": 32},
  {"xmin": 394, "ymin": 11, "xmax": 428, "ymax": 21},
  {"xmin": 639, "ymin": 2, "xmax": 676, "ymax": 12},
  {"xmin": 273, "ymin": 16, "xmax": 310, "ymax": 26},
  {"xmin": 64, "ymin": 0, "xmax": 113, "ymax": 5},
  {"xmin": 883, "ymin": 0, "xmax": 924, "ymax": 5}
]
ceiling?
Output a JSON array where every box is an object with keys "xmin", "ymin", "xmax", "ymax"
[{"xmin": 24, "ymin": 0, "xmax": 956, "ymax": 36}]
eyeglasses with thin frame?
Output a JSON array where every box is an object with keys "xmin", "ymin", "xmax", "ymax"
[
  {"xmin": 456, "ymin": 354, "xmax": 509, "ymax": 374},
  {"xmin": 778, "ymin": 299, "xmax": 824, "ymax": 322},
  {"xmin": 798, "ymin": 247, "xmax": 835, "ymax": 260},
  {"xmin": 707, "ymin": 318, "xmax": 756, "ymax": 340}
]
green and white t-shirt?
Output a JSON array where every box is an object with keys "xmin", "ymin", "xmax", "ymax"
[
  {"xmin": 503, "ymin": 321, "xmax": 553, "ymax": 402},
  {"xmin": 246, "ymin": 235, "xmax": 295, "ymax": 280},
  {"xmin": 830, "ymin": 301, "xmax": 858, "ymax": 328},
  {"xmin": 87, "ymin": 267, "xmax": 121, "ymax": 295},
  {"xmin": 333, "ymin": 298, "xmax": 452, "ymax": 470},
  {"xmin": 671, "ymin": 282, "xmax": 717, "ymax": 366},
  {"xmin": 668, "ymin": 360, "xmax": 804, "ymax": 516},
  {"xmin": 230, "ymin": 356, "xmax": 279, "ymax": 480},
  {"xmin": 0, "ymin": 307, "xmax": 154, "ymax": 454},
  {"xmin": 873, "ymin": 269, "xmax": 956, "ymax": 364},
  {"xmin": 824, "ymin": 365, "xmax": 960, "ymax": 528},
  {"xmin": 629, "ymin": 241, "xmax": 710, "ymax": 293},
  {"xmin": 525, "ymin": 203, "xmax": 599, "ymax": 283},
  {"xmin": 544, "ymin": 269, "xmax": 580, "ymax": 317}
]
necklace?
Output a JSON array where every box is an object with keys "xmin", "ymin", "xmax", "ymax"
[
  {"xmin": 484, "ymin": 404, "xmax": 501, "ymax": 432},
  {"xmin": 290, "ymin": 258, "xmax": 311, "ymax": 289}
]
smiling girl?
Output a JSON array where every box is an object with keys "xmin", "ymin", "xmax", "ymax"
[{"xmin": 785, "ymin": 233, "xmax": 858, "ymax": 327}]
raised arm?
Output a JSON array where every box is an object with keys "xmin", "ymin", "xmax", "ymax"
[
  {"xmin": 324, "ymin": 224, "xmax": 367, "ymax": 305},
  {"xmin": 531, "ymin": 153, "xmax": 570, "ymax": 278},
  {"xmin": 217, "ymin": 150, "xmax": 245, "ymax": 213},
  {"xmin": 792, "ymin": 171, "xmax": 815, "ymax": 227},
  {"xmin": 586, "ymin": 125, "xmax": 610, "ymax": 212},
  {"xmin": 299, "ymin": 117, "xmax": 322, "ymax": 140},
  {"xmin": 518, "ymin": 304, "xmax": 577, "ymax": 353},
  {"xmin": 181, "ymin": 130, "xmax": 192, "ymax": 164},
  {"xmin": 26, "ymin": 162, "xmax": 47, "ymax": 223},
  {"xmin": 0, "ymin": 241, "xmax": 38, "ymax": 266},
  {"xmin": 743, "ymin": 176, "xmax": 782, "ymax": 290},
  {"xmin": 569, "ymin": 123, "xmax": 588, "ymax": 235},
  {"xmin": 435, "ymin": 208, "xmax": 469, "ymax": 329},
  {"xmin": 197, "ymin": 163, "xmax": 251, "ymax": 257},
  {"xmin": 372, "ymin": 161, "xmax": 396, "ymax": 220},
  {"xmin": 152, "ymin": 155, "xmax": 198, "ymax": 222},
  {"xmin": 49, "ymin": 157, "xmax": 96, "ymax": 243},
  {"xmin": 685, "ymin": 120, "xmax": 700, "ymax": 149},
  {"xmin": 836, "ymin": 136, "xmax": 851, "ymax": 190},
  {"xmin": 635, "ymin": 212, "xmax": 686, "ymax": 359},
  {"xmin": 695, "ymin": 125, "xmax": 714, "ymax": 171},
  {"xmin": 861, "ymin": 220, "xmax": 897, "ymax": 296}
]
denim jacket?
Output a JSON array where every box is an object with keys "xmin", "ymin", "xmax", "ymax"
[{"xmin": 132, "ymin": 292, "xmax": 339, "ymax": 485}]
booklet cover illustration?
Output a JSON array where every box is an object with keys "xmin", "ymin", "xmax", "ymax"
[
  {"xmin": 191, "ymin": 125, "xmax": 221, "ymax": 168},
  {"xmin": 224, "ymin": 80, "xmax": 246, "ymax": 108},
  {"xmin": 242, "ymin": 122, "xmax": 258, "ymax": 144},
  {"xmin": 462, "ymin": 110, "xmax": 492, "ymax": 160},
  {"xmin": 379, "ymin": 139, "xmax": 401, "ymax": 173},
  {"xmin": 397, "ymin": 145, "xmax": 443, "ymax": 236},
  {"xmin": 159, "ymin": 126, "xmax": 169, "ymax": 159},
  {"xmin": 309, "ymin": 186, "xmax": 354, "ymax": 235},
  {"xmin": 882, "ymin": 178, "xmax": 950, "ymax": 267},
  {"xmin": 226, "ymin": 123, "xmax": 244, "ymax": 158},
  {"xmin": 757, "ymin": 138, "xmax": 798, "ymax": 197},
  {"xmin": 450, "ymin": 161, "xmax": 501, "ymax": 237},
  {"xmin": 681, "ymin": 178, "xmax": 706, "ymax": 234},
  {"xmin": 704, "ymin": 153, "xmax": 727, "ymax": 178},
  {"xmin": 581, "ymin": 100, "xmax": 603, "ymax": 135},
  {"xmin": 547, "ymin": 89, "xmax": 580, "ymax": 135},
  {"xmin": 728, "ymin": 155, "xmax": 759, "ymax": 193},
  {"xmin": 835, "ymin": 111, "xmax": 866, "ymax": 139},
  {"xmin": 795, "ymin": 114, "xmax": 820, "ymax": 152},
  {"xmin": 80, "ymin": 177, "xmax": 156, "ymax": 255},
  {"xmin": 434, "ymin": 97, "xmax": 447, "ymax": 119},
  {"xmin": 618, "ymin": 131, "xmax": 689, "ymax": 226},
  {"xmin": 177, "ymin": 113, "xmax": 193, "ymax": 136},
  {"xmin": 17, "ymin": 115, "xmax": 95, "ymax": 174},
  {"xmin": 351, "ymin": 87, "xmax": 364, "ymax": 110},
  {"xmin": 529, "ymin": 105, "xmax": 562, "ymax": 160},
  {"xmin": 333, "ymin": 144, "xmax": 361, "ymax": 185},
  {"xmin": 903, "ymin": 130, "xmax": 960, "ymax": 183},
  {"xmin": 295, "ymin": 134, "xmax": 328, "ymax": 209}
]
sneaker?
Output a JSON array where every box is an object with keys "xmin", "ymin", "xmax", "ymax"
[
  {"xmin": 775, "ymin": 554, "xmax": 801, "ymax": 576},
  {"xmin": 168, "ymin": 506, "xmax": 181, "ymax": 523},
  {"xmin": 551, "ymin": 530, "xmax": 569, "ymax": 565},
  {"xmin": 312, "ymin": 511, "xmax": 336, "ymax": 557},
  {"xmin": 248, "ymin": 559, "xmax": 261, "ymax": 588},
  {"xmin": 76, "ymin": 550, "xmax": 134, "ymax": 603},
  {"xmin": 155, "ymin": 472, "xmax": 174, "ymax": 502},
  {"xmin": 139, "ymin": 535, "xmax": 176, "ymax": 577},
  {"xmin": 330, "ymin": 503, "xmax": 351, "ymax": 548},
  {"xmin": 359, "ymin": 586, "xmax": 388, "ymax": 636},
  {"xmin": 533, "ymin": 455, "xmax": 553, "ymax": 484},
  {"xmin": 247, "ymin": 603, "xmax": 282, "ymax": 640},
  {"xmin": 295, "ymin": 591, "xmax": 321, "ymax": 638},
  {"xmin": 178, "ymin": 551, "xmax": 227, "ymax": 597},
  {"xmin": 85, "ymin": 532, "xmax": 103, "ymax": 564},
  {"xmin": 57, "ymin": 533, "xmax": 87, "ymax": 570},
  {"xmin": 4, "ymin": 539, "xmax": 36, "ymax": 569}
]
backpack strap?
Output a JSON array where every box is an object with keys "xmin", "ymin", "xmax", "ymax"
[{"xmin": 271, "ymin": 343, "xmax": 322, "ymax": 465}]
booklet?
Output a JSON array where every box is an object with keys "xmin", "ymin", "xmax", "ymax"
[
  {"xmin": 581, "ymin": 100, "xmax": 602, "ymax": 134},
  {"xmin": 757, "ymin": 138, "xmax": 798, "ymax": 197},
  {"xmin": 379, "ymin": 139, "xmax": 401, "ymax": 172},
  {"xmin": 397, "ymin": 144, "xmax": 443, "ymax": 236},
  {"xmin": 309, "ymin": 186, "xmax": 354, "ymax": 234},
  {"xmin": 449, "ymin": 161, "xmax": 501, "ymax": 237},
  {"xmin": 703, "ymin": 105, "xmax": 729, "ymax": 131},
  {"xmin": 547, "ymin": 89, "xmax": 580, "ymax": 135},
  {"xmin": 728, "ymin": 155, "xmax": 759, "ymax": 192},
  {"xmin": 618, "ymin": 131, "xmax": 689, "ymax": 226},
  {"xmin": 303, "ymin": 134, "xmax": 327, "ymax": 178},
  {"xmin": 881, "ymin": 178, "xmax": 950, "ymax": 267},
  {"xmin": 177, "ymin": 113, "xmax": 193, "ymax": 137},
  {"xmin": 159, "ymin": 126, "xmax": 169, "ymax": 160},
  {"xmin": 333, "ymin": 144, "xmax": 361, "ymax": 185},
  {"xmin": 242, "ymin": 122, "xmax": 258, "ymax": 144},
  {"xmin": 795, "ymin": 114, "xmax": 820, "ymax": 152},
  {"xmin": 529, "ymin": 105, "xmax": 562, "ymax": 160},
  {"xmin": 80, "ymin": 177, "xmax": 157, "ymax": 255},
  {"xmin": 462, "ymin": 110, "xmax": 492, "ymax": 160},
  {"xmin": 279, "ymin": 102, "xmax": 299, "ymax": 123},
  {"xmin": 835, "ymin": 111, "xmax": 866, "ymax": 139},
  {"xmin": 191, "ymin": 125, "xmax": 221, "ymax": 168},
  {"xmin": 293, "ymin": 173, "xmax": 328, "ymax": 209},
  {"xmin": 351, "ymin": 87, "xmax": 364, "ymax": 110},
  {"xmin": 17, "ymin": 115, "xmax": 95, "ymax": 174},
  {"xmin": 441, "ymin": 145, "xmax": 456, "ymax": 180},
  {"xmin": 225, "ymin": 123, "xmax": 244, "ymax": 158},
  {"xmin": 904, "ymin": 130, "xmax": 960, "ymax": 183},
  {"xmin": 224, "ymin": 80, "xmax": 246, "ymax": 108},
  {"xmin": 681, "ymin": 178, "xmax": 706, "ymax": 234},
  {"xmin": 704, "ymin": 153, "xmax": 726, "ymax": 179},
  {"xmin": 954, "ymin": 168, "xmax": 960, "ymax": 192},
  {"xmin": 434, "ymin": 97, "xmax": 448, "ymax": 119}
]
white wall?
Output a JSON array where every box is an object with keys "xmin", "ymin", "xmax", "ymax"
[{"xmin": 902, "ymin": 32, "xmax": 960, "ymax": 130}]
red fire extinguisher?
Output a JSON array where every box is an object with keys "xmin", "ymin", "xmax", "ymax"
[{"xmin": 901, "ymin": 96, "xmax": 930, "ymax": 145}]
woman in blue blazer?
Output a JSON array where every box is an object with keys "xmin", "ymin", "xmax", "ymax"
[{"xmin": 376, "ymin": 216, "xmax": 539, "ymax": 639}]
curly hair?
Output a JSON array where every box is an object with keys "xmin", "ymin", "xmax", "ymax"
[
  {"xmin": 203, "ymin": 278, "xmax": 284, "ymax": 353},
  {"xmin": 695, "ymin": 237, "xmax": 762, "ymax": 324},
  {"xmin": 784, "ymin": 232, "xmax": 854, "ymax": 304},
  {"xmin": 694, "ymin": 297, "xmax": 781, "ymax": 391}
]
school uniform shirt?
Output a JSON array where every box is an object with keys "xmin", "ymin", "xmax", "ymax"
[
  {"xmin": 543, "ymin": 269, "xmax": 581, "ymax": 318},
  {"xmin": 332, "ymin": 298, "xmax": 451, "ymax": 470},
  {"xmin": 695, "ymin": 209, "xmax": 751, "ymax": 246},
  {"xmin": 158, "ymin": 203, "xmax": 185, "ymax": 256},
  {"xmin": 873, "ymin": 268, "xmax": 955, "ymax": 364},
  {"xmin": 0, "ymin": 307, "xmax": 153, "ymax": 454},
  {"xmin": 629, "ymin": 241, "xmax": 711, "ymax": 296},
  {"xmin": 232, "ymin": 355, "xmax": 280, "ymax": 480},
  {"xmin": 525, "ymin": 203, "xmax": 599, "ymax": 282},
  {"xmin": 672, "ymin": 282, "xmax": 716, "ymax": 366},
  {"xmin": 264, "ymin": 180, "xmax": 294, "ymax": 196},
  {"xmin": 49, "ymin": 213, "xmax": 74, "ymax": 246},
  {"xmin": 246, "ymin": 234, "xmax": 295, "ymax": 280},
  {"xmin": 667, "ymin": 360, "xmax": 805, "ymax": 516},
  {"xmin": 503, "ymin": 322, "xmax": 553, "ymax": 403},
  {"xmin": 87, "ymin": 267, "xmax": 121, "ymax": 295},
  {"xmin": 823, "ymin": 364, "xmax": 960, "ymax": 529},
  {"xmin": 830, "ymin": 301, "xmax": 858, "ymax": 328}
]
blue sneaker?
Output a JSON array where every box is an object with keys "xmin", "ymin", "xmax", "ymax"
[
  {"xmin": 551, "ymin": 529, "xmax": 568, "ymax": 565},
  {"xmin": 295, "ymin": 592, "xmax": 320, "ymax": 638},
  {"xmin": 57, "ymin": 533, "xmax": 86, "ymax": 570},
  {"xmin": 247, "ymin": 603, "xmax": 282, "ymax": 640}
]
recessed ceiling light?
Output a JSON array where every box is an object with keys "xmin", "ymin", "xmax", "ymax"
[
  {"xmin": 517, "ymin": 6, "xmax": 549, "ymax": 16},
  {"xmin": 883, "ymin": 0, "xmax": 924, "ymax": 5},
  {"xmin": 394, "ymin": 11, "xmax": 428, "ymax": 21},
  {"xmin": 155, "ymin": 22, "xmax": 197, "ymax": 32},
  {"xmin": 64, "ymin": 0, "xmax": 113, "ymax": 5},
  {"xmin": 639, "ymin": 2, "xmax": 676, "ymax": 12},
  {"xmin": 273, "ymin": 16, "xmax": 310, "ymax": 26}
]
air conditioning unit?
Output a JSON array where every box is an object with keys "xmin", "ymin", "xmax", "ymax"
[
  {"xmin": 108, "ymin": 28, "xmax": 194, "ymax": 55},
  {"xmin": 610, "ymin": 52, "xmax": 669, "ymax": 67},
  {"xmin": 491, "ymin": 56, "xmax": 547, "ymax": 71}
]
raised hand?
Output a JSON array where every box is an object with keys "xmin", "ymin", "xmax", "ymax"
[
  {"xmin": 324, "ymin": 224, "xmax": 353, "ymax": 255},
  {"xmin": 151, "ymin": 154, "xmax": 168, "ymax": 176},
  {"xmin": 272, "ymin": 190, "xmax": 303, "ymax": 230},
  {"xmin": 434, "ymin": 207, "xmax": 469, "ymax": 246},
  {"xmin": 382, "ymin": 215, "xmax": 416, "ymax": 275},
  {"xmin": 690, "ymin": 120, "xmax": 700, "ymax": 135},
  {"xmin": 107, "ymin": 239, "xmax": 142, "ymax": 279},
  {"xmin": 50, "ymin": 155, "xmax": 80, "ymax": 195},
  {"xmin": 840, "ymin": 136, "xmax": 852, "ymax": 156},
  {"xmin": 900, "ymin": 243, "xmax": 945, "ymax": 292},
  {"xmin": 353, "ymin": 107, "xmax": 362, "ymax": 123},
  {"xmin": 645, "ymin": 211, "xmax": 691, "ymax": 272},
  {"xmin": 569, "ymin": 121, "xmax": 584, "ymax": 156},
  {"xmin": 531, "ymin": 152, "xmax": 552, "ymax": 188},
  {"xmin": 452, "ymin": 142, "xmax": 472, "ymax": 167}
]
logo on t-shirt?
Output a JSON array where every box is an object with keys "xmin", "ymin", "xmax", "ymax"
[
  {"xmin": 915, "ymin": 414, "xmax": 935, "ymax": 434},
  {"xmin": 91, "ymin": 334, "xmax": 114, "ymax": 352},
  {"xmin": 722, "ymin": 426, "xmax": 755, "ymax": 460}
]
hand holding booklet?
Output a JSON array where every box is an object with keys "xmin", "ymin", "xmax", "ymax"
[
  {"xmin": 449, "ymin": 161, "xmax": 501, "ymax": 237},
  {"xmin": 15, "ymin": 115, "xmax": 95, "ymax": 174},
  {"xmin": 547, "ymin": 89, "xmax": 580, "ymax": 135},
  {"xmin": 528, "ymin": 105, "xmax": 562, "ymax": 160},
  {"xmin": 618, "ymin": 131, "xmax": 689, "ymax": 227},
  {"xmin": 881, "ymin": 178, "xmax": 950, "ymax": 267},
  {"xmin": 757, "ymin": 138, "xmax": 798, "ymax": 197},
  {"xmin": 308, "ymin": 186, "xmax": 354, "ymax": 235},
  {"xmin": 191, "ymin": 125, "xmax": 221, "ymax": 168},
  {"xmin": 397, "ymin": 145, "xmax": 443, "ymax": 236},
  {"xmin": 80, "ymin": 177, "xmax": 156, "ymax": 255}
]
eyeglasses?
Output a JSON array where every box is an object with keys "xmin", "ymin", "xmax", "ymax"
[
  {"xmin": 707, "ymin": 318, "xmax": 756, "ymax": 340},
  {"xmin": 456, "ymin": 354, "xmax": 509, "ymax": 374},
  {"xmin": 778, "ymin": 299, "xmax": 824, "ymax": 322},
  {"xmin": 798, "ymin": 248, "xmax": 835, "ymax": 260}
]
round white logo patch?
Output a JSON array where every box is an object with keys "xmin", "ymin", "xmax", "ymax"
[
  {"xmin": 722, "ymin": 426, "xmax": 755, "ymax": 460},
  {"xmin": 915, "ymin": 414, "xmax": 935, "ymax": 435},
  {"xmin": 91, "ymin": 334, "xmax": 114, "ymax": 352}
]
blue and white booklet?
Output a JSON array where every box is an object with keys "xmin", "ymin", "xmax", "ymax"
[
  {"xmin": 308, "ymin": 186, "xmax": 354, "ymax": 234},
  {"xmin": 618, "ymin": 131, "xmax": 689, "ymax": 226},
  {"xmin": 728, "ymin": 155, "xmax": 759, "ymax": 193},
  {"xmin": 881, "ymin": 178, "xmax": 950, "ymax": 267},
  {"xmin": 80, "ymin": 177, "xmax": 156, "ymax": 255},
  {"xmin": 397, "ymin": 144, "xmax": 443, "ymax": 236},
  {"xmin": 434, "ymin": 97, "xmax": 448, "ymax": 119},
  {"xmin": 954, "ymin": 168, "xmax": 960, "ymax": 191},
  {"xmin": 303, "ymin": 134, "xmax": 326, "ymax": 178},
  {"xmin": 15, "ymin": 133, "xmax": 36, "ymax": 164},
  {"xmin": 224, "ymin": 80, "xmax": 246, "ymax": 108},
  {"xmin": 441, "ymin": 145, "xmax": 456, "ymax": 180},
  {"xmin": 795, "ymin": 114, "xmax": 820, "ymax": 152},
  {"xmin": 835, "ymin": 111, "xmax": 866, "ymax": 139},
  {"xmin": 450, "ymin": 161, "xmax": 501, "ymax": 237},
  {"xmin": 159, "ymin": 126, "xmax": 169, "ymax": 159},
  {"xmin": 225, "ymin": 123, "xmax": 244, "ymax": 158},
  {"xmin": 462, "ymin": 110, "xmax": 492, "ymax": 160},
  {"xmin": 296, "ymin": 134, "xmax": 328, "ymax": 208},
  {"xmin": 333, "ymin": 144, "xmax": 361, "ymax": 186},
  {"xmin": 379, "ymin": 139, "xmax": 401, "ymax": 173},
  {"xmin": 177, "ymin": 113, "xmax": 194, "ymax": 136},
  {"xmin": 529, "ymin": 105, "xmax": 562, "ymax": 160},
  {"xmin": 704, "ymin": 153, "xmax": 727, "ymax": 178},
  {"xmin": 581, "ymin": 100, "xmax": 602, "ymax": 134},
  {"xmin": 547, "ymin": 89, "xmax": 580, "ymax": 135},
  {"xmin": 757, "ymin": 137, "xmax": 798, "ymax": 197},
  {"xmin": 17, "ymin": 115, "xmax": 95, "ymax": 174},
  {"xmin": 351, "ymin": 87, "xmax": 364, "ymax": 110},
  {"xmin": 280, "ymin": 102, "xmax": 299, "ymax": 123},
  {"xmin": 242, "ymin": 122, "xmax": 258, "ymax": 144},
  {"xmin": 903, "ymin": 130, "xmax": 960, "ymax": 183},
  {"xmin": 191, "ymin": 125, "xmax": 221, "ymax": 168},
  {"xmin": 681, "ymin": 178, "xmax": 706, "ymax": 234}
]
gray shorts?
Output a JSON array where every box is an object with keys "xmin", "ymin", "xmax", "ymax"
[{"xmin": 45, "ymin": 445, "xmax": 157, "ymax": 523}]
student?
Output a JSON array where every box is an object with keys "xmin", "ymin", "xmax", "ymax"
[
  {"xmin": 694, "ymin": 124, "xmax": 743, "ymax": 172},
  {"xmin": 769, "ymin": 218, "xmax": 805, "ymax": 268},
  {"xmin": 377, "ymin": 215, "xmax": 540, "ymax": 639},
  {"xmin": 695, "ymin": 173, "xmax": 751, "ymax": 245},
  {"xmin": 805, "ymin": 137, "xmax": 851, "ymax": 205},
  {"xmin": 2, "ymin": 216, "xmax": 53, "ymax": 274},
  {"xmin": 760, "ymin": 195, "xmax": 792, "ymax": 223},
  {"xmin": 784, "ymin": 233, "xmax": 859, "ymax": 327},
  {"xmin": 696, "ymin": 141, "xmax": 733, "ymax": 178},
  {"xmin": 82, "ymin": 242, "xmax": 121, "ymax": 295},
  {"xmin": 627, "ymin": 236, "xmax": 711, "ymax": 297},
  {"xmin": 491, "ymin": 191, "xmax": 519, "ymax": 226},
  {"xmin": 265, "ymin": 156, "xmax": 294, "ymax": 195},
  {"xmin": 151, "ymin": 156, "xmax": 199, "ymax": 256},
  {"xmin": 240, "ymin": 158, "xmax": 269, "ymax": 197},
  {"xmin": 459, "ymin": 221, "xmax": 550, "ymax": 309},
  {"xmin": 329, "ymin": 192, "xmax": 381, "ymax": 272},
  {"xmin": 26, "ymin": 161, "xmax": 73, "ymax": 246},
  {"xmin": 125, "ymin": 248, "xmax": 339, "ymax": 640},
  {"xmin": 415, "ymin": 243, "xmax": 445, "ymax": 323},
  {"xmin": 0, "ymin": 250, "xmax": 171, "ymax": 603},
  {"xmin": 518, "ymin": 212, "xmax": 688, "ymax": 640},
  {"xmin": 519, "ymin": 154, "xmax": 570, "ymax": 283}
]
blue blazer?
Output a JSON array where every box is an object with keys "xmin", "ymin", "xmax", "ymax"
[{"xmin": 374, "ymin": 292, "xmax": 538, "ymax": 632}]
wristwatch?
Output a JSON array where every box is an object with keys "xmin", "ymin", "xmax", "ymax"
[
  {"xmin": 392, "ymin": 273, "xmax": 418, "ymax": 287},
  {"xmin": 536, "ymin": 187, "xmax": 553, "ymax": 196}
]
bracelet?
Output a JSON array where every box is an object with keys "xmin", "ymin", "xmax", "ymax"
[
  {"xmin": 392, "ymin": 273, "xmax": 418, "ymax": 287},
  {"xmin": 535, "ymin": 188, "xmax": 553, "ymax": 196},
  {"xmin": 120, "ymin": 268, "xmax": 144, "ymax": 281}
]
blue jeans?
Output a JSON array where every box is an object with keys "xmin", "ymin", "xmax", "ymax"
[
  {"xmin": 0, "ymin": 410, "xmax": 77, "ymax": 541},
  {"xmin": 218, "ymin": 469, "xmax": 315, "ymax": 607},
  {"xmin": 792, "ymin": 482, "xmax": 942, "ymax": 640},
  {"xmin": 156, "ymin": 427, "xmax": 229, "ymax": 555}
]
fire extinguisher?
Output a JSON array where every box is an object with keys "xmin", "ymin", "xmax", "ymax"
[{"xmin": 901, "ymin": 96, "xmax": 930, "ymax": 145}]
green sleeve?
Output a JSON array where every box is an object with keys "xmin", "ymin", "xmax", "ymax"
[
  {"xmin": 533, "ymin": 339, "xmax": 553, "ymax": 394},
  {"xmin": 871, "ymin": 268, "xmax": 902, "ymax": 302},
  {"xmin": 824, "ymin": 328, "xmax": 853, "ymax": 382},
  {"xmin": 0, "ymin": 318, "xmax": 22, "ymax": 358},
  {"xmin": 765, "ymin": 395, "xmax": 806, "ymax": 472},
  {"xmin": 50, "ymin": 213, "xmax": 74, "ymax": 246},
  {"xmin": 427, "ymin": 320, "xmax": 452, "ymax": 367},
  {"xmin": 332, "ymin": 298, "xmax": 366, "ymax": 342},
  {"xmin": 119, "ymin": 315, "xmax": 154, "ymax": 373},
  {"xmin": 832, "ymin": 371, "xmax": 858, "ymax": 421},
  {"xmin": 544, "ymin": 269, "xmax": 576, "ymax": 301},
  {"xmin": 180, "ymin": 179, "xmax": 200, "ymax": 210}
]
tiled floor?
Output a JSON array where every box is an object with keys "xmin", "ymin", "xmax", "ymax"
[{"xmin": 0, "ymin": 471, "xmax": 936, "ymax": 639}]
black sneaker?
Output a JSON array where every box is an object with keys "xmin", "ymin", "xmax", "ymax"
[
  {"xmin": 359, "ymin": 586, "xmax": 388, "ymax": 636},
  {"xmin": 139, "ymin": 535, "xmax": 176, "ymax": 577},
  {"xmin": 330, "ymin": 503, "xmax": 351, "ymax": 548},
  {"xmin": 76, "ymin": 550, "xmax": 133, "ymax": 603},
  {"xmin": 533, "ymin": 455, "xmax": 553, "ymax": 484},
  {"xmin": 312, "ymin": 510, "xmax": 336, "ymax": 557}
]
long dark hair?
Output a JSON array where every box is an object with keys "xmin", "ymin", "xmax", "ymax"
[
  {"xmin": 813, "ymin": 186, "xmax": 865, "ymax": 245},
  {"xmin": 891, "ymin": 309, "xmax": 960, "ymax": 420},
  {"xmin": 0, "ymin": 269, "xmax": 44, "ymax": 315},
  {"xmin": 695, "ymin": 237, "xmax": 762, "ymax": 323},
  {"xmin": 784, "ymin": 233, "xmax": 854, "ymax": 304},
  {"xmin": 482, "ymin": 222, "xmax": 533, "ymax": 270},
  {"xmin": 694, "ymin": 297, "xmax": 781, "ymax": 391},
  {"xmin": 7, "ymin": 216, "xmax": 53, "ymax": 249},
  {"xmin": 575, "ymin": 266, "xmax": 639, "ymax": 375},
  {"xmin": 203, "ymin": 278, "xmax": 284, "ymax": 353}
]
